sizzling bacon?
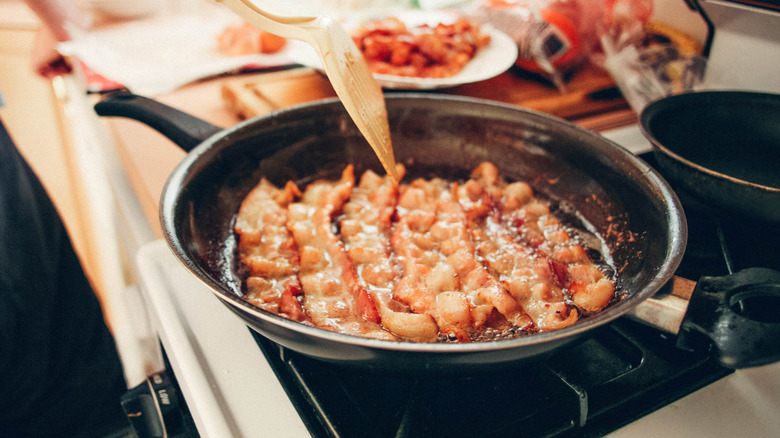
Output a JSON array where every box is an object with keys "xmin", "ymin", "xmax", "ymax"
[
  {"xmin": 236, "ymin": 162, "xmax": 616, "ymax": 342},
  {"xmin": 287, "ymin": 166, "xmax": 394, "ymax": 340},
  {"xmin": 235, "ymin": 179, "xmax": 306, "ymax": 321},
  {"xmin": 390, "ymin": 177, "xmax": 534, "ymax": 342},
  {"xmin": 435, "ymin": 183, "xmax": 534, "ymax": 331},
  {"xmin": 340, "ymin": 166, "xmax": 440, "ymax": 342},
  {"xmin": 391, "ymin": 178, "xmax": 458, "ymax": 338},
  {"xmin": 458, "ymin": 162, "xmax": 614, "ymax": 331}
]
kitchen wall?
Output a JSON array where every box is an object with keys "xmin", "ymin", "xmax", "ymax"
[{"xmin": 653, "ymin": 0, "xmax": 709, "ymax": 43}]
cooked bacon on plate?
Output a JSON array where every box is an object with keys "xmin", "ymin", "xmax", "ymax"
[{"xmin": 351, "ymin": 17, "xmax": 491, "ymax": 78}]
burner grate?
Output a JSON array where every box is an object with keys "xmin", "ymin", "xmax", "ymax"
[{"xmin": 252, "ymin": 318, "xmax": 730, "ymax": 438}]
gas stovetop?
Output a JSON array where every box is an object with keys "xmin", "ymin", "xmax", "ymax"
[
  {"xmin": 136, "ymin": 148, "xmax": 780, "ymax": 438},
  {"xmin": 254, "ymin": 317, "xmax": 730, "ymax": 438}
]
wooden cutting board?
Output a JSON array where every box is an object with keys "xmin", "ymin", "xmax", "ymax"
[
  {"xmin": 222, "ymin": 67, "xmax": 337, "ymax": 119},
  {"xmin": 221, "ymin": 65, "xmax": 636, "ymax": 132}
]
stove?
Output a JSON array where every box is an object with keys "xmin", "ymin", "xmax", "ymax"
[
  {"xmin": 240, "ymin": 151, "xmax": 777, "ymax": 438},
  {"xmin": 252, "ymin": 310, "xmax": 730, "ymax": 438},
  {"xmin": 135, "ymin": 145, "xmax": 780, "ymax": 437}
]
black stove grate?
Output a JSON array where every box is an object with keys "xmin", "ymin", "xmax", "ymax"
[
  {"xmin": 251, "ymin": 152, "xmax": 779, "ymax": 438},
  {"xmin": 252, "ymin": 317, "xmax": 730, "ymax": 438}
]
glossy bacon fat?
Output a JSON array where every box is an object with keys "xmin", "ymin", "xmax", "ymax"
[{"xmin": 235, "ymin": 162, "xmax": 616, "ymax": 343}]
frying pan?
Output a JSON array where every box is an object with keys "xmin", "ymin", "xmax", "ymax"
[
  {"xmin": 640, "ymin": 90, "xmax": 780, "ymax": 223},
  {"xmin": 95, "ymin": 92, "xmax": 778, "ymax": 372}
]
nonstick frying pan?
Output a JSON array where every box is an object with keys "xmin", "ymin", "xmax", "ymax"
[
  {"xmin": 640, "ymin": 90, "xmax": 780, "ymax": 223},
  {"xmin": 95, "ymin": 92, "xmax": 778, "ymax": 372}
]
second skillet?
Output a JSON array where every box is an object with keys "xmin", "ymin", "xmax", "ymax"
[{"xmin": 640, "ymin": 90, "xmax": 780, "ymax": 223}]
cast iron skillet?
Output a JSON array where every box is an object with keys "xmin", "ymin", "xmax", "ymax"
[
  {"xmin": 640, "ymin": 90, "xmax": 780, "ymax": 223},
  {"xmin": 94, "ymin": 92, "xmax": 775, "ymax": 373}
]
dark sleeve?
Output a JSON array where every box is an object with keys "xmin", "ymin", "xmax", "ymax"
[{"xmin": 0, "ymin": 117, "xmax": 129, "ymax": 438}]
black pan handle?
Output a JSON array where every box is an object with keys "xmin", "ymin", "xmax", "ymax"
[
  {"xmin": 629, "ymin": 267, "xmax": 780, "ymax": 368},
  {"xmin": 677, "ymin": 267, "xmax": 780, "ymax": 369},
  {"xmin": 94, "ymin": 91, "xmax": 223, "ymax": 152}
]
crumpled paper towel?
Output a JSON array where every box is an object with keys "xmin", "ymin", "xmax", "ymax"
[{"xmin": 58, "ymin": 6, "xmax": 304, "ymax": 96}]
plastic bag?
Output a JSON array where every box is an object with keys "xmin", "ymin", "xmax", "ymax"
[
  {"xmin": 467, "ymin": 0, "xmax": 607, "ymax": 91},
  {"xmin": 597, "ymin": 0, "xmax": 706, "ymax": 113}
]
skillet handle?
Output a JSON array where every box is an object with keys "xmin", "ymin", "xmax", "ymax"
[
  {"xmin": 628, "ymin": 276, "xmax": 695, "ymax": 335},
  {"xmin": 677, "ymin": 267, "xmax": 780, "ymax": 369},
  {"xmin": 94, "ymin": 91, "xmax": 223, "ymax": 152}
]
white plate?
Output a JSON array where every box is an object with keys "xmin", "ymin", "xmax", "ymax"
[{"xmin": 290, "ymin": 14, "xmax": 518, "ymax": 90}]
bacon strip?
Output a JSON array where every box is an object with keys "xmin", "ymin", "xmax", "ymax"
[
  {"xmin": 287, "ymin": 166, "xmax": 394, "ymax": 340},
  {"xmin": 391, "ymin": 177, "xmax": 533, "ymax": 342},
  {"xmin": 390, "ymin": 178, "xmax": 453, "ymax": 337},
  {"xmin": 341, "ymin": 166, "xmax": 439, "ymax": 342},
  {"xmin": 460, "ymin": 162, "xmax": 613, "ymax": 330},
  {"xmin": 435, "ymin": 184, "xmax": 534, "ymax": 332},
  {"xmin": 503, "ymin": 188, "xmax": 614, "ymax": 314},
  {"xmin": 459, "ymin": 163, "xmax": 577, "ymax": 331},
  {"xmin": 235, "ymin": 179, "xmax": 306, "ymax": 321}
]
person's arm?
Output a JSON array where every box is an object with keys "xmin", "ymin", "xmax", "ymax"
[{"xmin": 22, "ymin": 0, "xmax": 93, "ymax": 78}]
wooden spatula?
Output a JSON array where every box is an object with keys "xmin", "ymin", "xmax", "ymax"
[{"xmin": 214, "ymin": 0, "xmax": 399, "ymax": 182}]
